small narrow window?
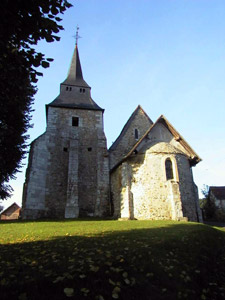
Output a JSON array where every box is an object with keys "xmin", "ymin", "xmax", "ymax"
[
  {"xmin": 135, "ymin": 129, "xmax": 139, "ymax": 139},
  {"xmin": 80, "ymin": 88, "xmax": 82, "ymax": 93},
  {"xmin": 87, "ymin": 147, "xmax": 92, "ymax": 152},
  {"xmin": 83, "ymin": 88, "xmax": 85, "ymax": 93},
  {"xmin": 69, "ymin": 87, "xmax": 72, "ymax": 91},
  {"xmin": 165, "ymin": 158, "xmax": 174, "ymax": 180},
  {"xmin": 63, "ymin": 147, "xmax": 68, "ymax": 152},
  {"xmin": 72, "ymin": 117, "xmax": 79, "ymax": 127},
  {"xmin": 66, "ymin": 86, "xmax": 69, "ymax": 91}
]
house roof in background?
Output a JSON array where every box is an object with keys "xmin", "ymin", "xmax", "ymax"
[
  {"xmin": 0, "ymin": 202, "xmax": 21, "ymax": 215},
  {"xmin": 209, "ymin": 186, "xmax": 225, "ymax": 200}
]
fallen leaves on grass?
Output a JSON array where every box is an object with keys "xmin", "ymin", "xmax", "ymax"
[
  {"xmin": 112, "ymin": 286, "xmax": 121, "ymax": 299},
  {"xmin": 0, "ymin": 220, "xmax": 224, "ymax": 300},
  {"xmin": 64, "ymin": 288, "xmax": 74, "ymax": 297},
  {"xmin": 90, "ymin": 265, "xmax": 99, "ymax": 272},
  {"xmin": 81, "ymin": 287, "xmax": 90, "ymax": 296}
]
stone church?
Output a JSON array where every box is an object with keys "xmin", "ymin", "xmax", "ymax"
[{"xmin": 21, "ymin": 42, "xmax": 202, "ymax": 222}]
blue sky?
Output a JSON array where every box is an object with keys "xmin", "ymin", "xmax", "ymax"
[{"xmin": 3, "ymin": 0, "xmax": 225, "ymax": 208}]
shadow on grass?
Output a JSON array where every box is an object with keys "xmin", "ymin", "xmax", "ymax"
[
  {"xmin": 204, "ymin": 221, "xmax": 225, "ymax": 228},
  {"xmin": 0, "ymin": 223, "xmax": 225, "ymax": 300}
]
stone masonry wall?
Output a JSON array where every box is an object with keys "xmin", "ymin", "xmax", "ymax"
[
  {"xmin": 111, "ymin": 122, "xmax": 200, "ymax": 221},
  {"xmin": 109, "ymin": 108, "xmax": 153, "ymax": 169},
  {"xmin": 22, "ymin": 134, "xmax": 49, "ymax": 219},
  {"xmin": 111, "ymin": 150, "xmax": 198, "ymax": 220},
  {"xmin": 130, "ymin": 152, "xmax": 176, "ymax": 220},
  {"xmin": 71, "ymin": 108, "xmax": 109, "ymax": 217},
  {"xmin": 22, "ymin": 106, "xmax": 109, "ymax": 219},
  {"xmin": 176, "ymin": 156, "xmax": 199, "ymax": 221},
  {"xmin": 112, "ymin": 152, "xmax": 179, "ymax": 220}
]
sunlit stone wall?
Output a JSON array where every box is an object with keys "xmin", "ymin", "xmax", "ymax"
[{"xmin": 111, "ymin": 122, "xmax": 202, "ymax": 222}]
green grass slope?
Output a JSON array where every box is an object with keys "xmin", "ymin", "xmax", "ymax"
[{"xmin": 0, "ymin": 220, "xmax": 224, "ymax": 299}]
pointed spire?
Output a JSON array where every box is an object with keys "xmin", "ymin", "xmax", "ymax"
[
  {"xmin": 62, "ymin": 27, "xmax": 89, "ymax": 87},
  {"xmin": 47, "ymin": 30, "xmax": 104, "ymax": 112},
  {"xmin": 66, "ymin": 45, "xmax": 84, "ymax": 80}
]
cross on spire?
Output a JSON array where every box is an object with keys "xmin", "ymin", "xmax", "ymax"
[{"xmin": 75, "ymin": 25, "xmax": 81, "ymax": 46}]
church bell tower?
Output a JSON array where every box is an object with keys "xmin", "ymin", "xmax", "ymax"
[{"xmin": 22, "ymin": 29, "xmax": 109, "ymax": 219}]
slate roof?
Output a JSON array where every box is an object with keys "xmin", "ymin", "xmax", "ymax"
[
  {"xmin": 61, "ymin": 45, "xmax": 90, "ymax": 88},
  {"xmin": 47, "ymin": 44, "xmax": 104, "ymax": 112},
  {"xmin": 47, "ymin": 96, "xmax": 103, "ymax": 111},
  {"xmin": 209, "ymin": 186, "xmax": 225, "ymax": 200}
]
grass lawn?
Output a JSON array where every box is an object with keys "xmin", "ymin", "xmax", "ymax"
[{"xmin": 0, "ymin": 220, "xmax": 225, "ymax": 300}]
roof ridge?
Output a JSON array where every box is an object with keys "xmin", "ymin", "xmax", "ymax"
[
  {"xmin": 0, "ymin": 202, "xmax": 20, "ymax": 215},
  {"xmin": 109, "ymin": 105, "xmax": 152, "ymax": 151},
  {"xmin": 110, "ymin": 115, "xmax": 202, "ymax": 172}
]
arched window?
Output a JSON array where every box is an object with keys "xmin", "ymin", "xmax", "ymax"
[{"xmin": 165, "ymin": 158, "xmax": 174, "ymax": 180}]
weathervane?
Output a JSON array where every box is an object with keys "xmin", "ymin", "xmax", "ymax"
[{"xmin": 74, "ymin": 25, "xmax": 81, "ymax": 46}]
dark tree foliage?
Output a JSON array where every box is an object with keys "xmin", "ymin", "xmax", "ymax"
[
  {"xmin": 0, "ymin": 0, "xmax": 72, "ymax": 199},
  {"xmin": 200, "ymin": 185, "xmax": 216, "ymax": 220}
]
